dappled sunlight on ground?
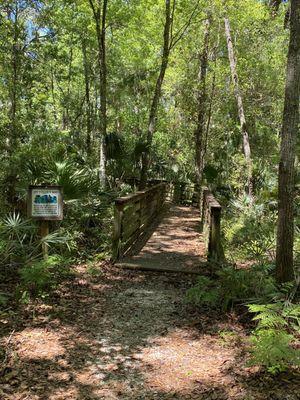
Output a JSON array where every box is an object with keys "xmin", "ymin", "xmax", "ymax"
[
  {"xmin": 1, "ymin": 207, "xmax": 300, "ymax": 399},
  {"xmin": 141, "ymin": 328, "xmax": 236, "ymax": 394},
  {"xmin": 15, "ymin": 328, "xmax": 65, "ymax": 361}
]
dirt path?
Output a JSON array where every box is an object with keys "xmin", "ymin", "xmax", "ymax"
[
  {"xmin": 120, "ymin": 206, "xmax": 207, "ymax": 273},
  {"xmin": 1, "ymin": 265, "xmax": 299, "ymax": 400},
  {"xmin": 1, "ymin": 207, "xmax": 299, "ymax": 399}
]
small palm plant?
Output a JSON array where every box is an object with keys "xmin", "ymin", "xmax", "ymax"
[
  {"xmin": 0, "ymin": 212, "xmax": 36, "ymax": 267},
  {"xmin": 0, "ymin": 212, "xmax": 71, "ymax": 268},
  {"xmin": 45, "ymin": 160, "xmax": 97, "ymax": 200}
]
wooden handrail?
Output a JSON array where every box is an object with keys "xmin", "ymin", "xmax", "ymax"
[
  {"xmin": 123, "ymin": 179, "xmax": 200, "ymax": 206},
  {"xmin": 112, "ymin": 183, "xmax": 168, "ymax": 260},
  {"xmin": 201, "ymin": 187, "xmax": 224, "ymax": 262},
  {"xmin": 115, "ymin": 183, "xmax": 166, "ymax": 205}
]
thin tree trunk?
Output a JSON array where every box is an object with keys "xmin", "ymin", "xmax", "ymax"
[
  {"xmin": 224, "ymin": 16, "xmax": 254, "ymax": 201},
  {"xmin": 6, "ymin": 4, "xmax": 19, "ymax": 206},
  {"xmin": 139, "ymin": 0, "xmax": 172, "ymax": 189},
  {"xmin": 276, "ymin": 0, "xmax": 300, "ymax": 283},
  {"xmin": 50, "ymin": 62, "xmax": 57, "ymax": 124},
  {"xmin": 203, "ymin": 68, "xmax": 216, "ymax": 166},
  {"xmin": 194, "ymin": 16, "xmax": 211, "ymax": 194},
  {"xmin": 65, "ymin": 34, "xmax": 74, "ymax": 129},
  {"xmin": 99, "ymin": 0, "xmax": 107, "ymax": 186},
  {"xmin": 82, "ymin": 38, "xmax": 92, "ymax": 156},
  {"xmin": 202, "ymin": 23, "xmax": 220, "ymax": 176},
  {"xmin": 10, "ymin": 9, "xmax": 18, "ymax": 154},
  {"xmin": 89, "ymin": 0, "xmax": 107, "ymax": 187}
]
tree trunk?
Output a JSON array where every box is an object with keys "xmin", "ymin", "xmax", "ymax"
[
  {"xmin": 276, "ymin": 0, "xmax": 300, "ymax": 283},
  {"xmin": 194, "ymin": 16, "xmax": 211, "ymax": 194},
  {"xmin": 139, "ymin": 0, "xmax": 172, "ymax": 189},
  {"xmin": 89, "ymin": 0, "xmax": 107, "ymax": 187},
  {"xmin": 99, "ymin": 0, "xmax": 107, "ymax": 187},
  {"xmin": 224, "ymin": 16, "xmax": 254, "ymax": 201},
  {"xmin": 6, "ymin": 4, "xmax": 20, "ymax": 207},
  {"xmin": 203, "ymin": 68, "xmax": 216, "ymax": 166},
  {"xmin": 65, "ymin": 34, "xmax": 74, "ymax": 130},
  {"xmin": 82, "ymin": 38, "xmax": 92, "ymax": 156}
]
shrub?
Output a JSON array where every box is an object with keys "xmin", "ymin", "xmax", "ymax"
[
  {"xmin": 0, "ymin": 292, "xmax": 9, "ymax": 307},
  {"xmin": 0, "ymin": 213, "xmax": 72, "ymax": 268},
  {"xmin": 247, "ymin": 302, "xmax": 300, "ymax": 374},
  {"xmin": 19, "ymin": 255, "xmax": 65, "ymax": 296},
  {"xmin": 186, "ymin": 264, "xmax": 276, "ymax": 310},
  {"xmin": 0, "ymin": 212, "xmax": 36, "ymax": 267},
  {"xmin": 223, "ymin": 196, "xmax": 276, "ymax": 262}
]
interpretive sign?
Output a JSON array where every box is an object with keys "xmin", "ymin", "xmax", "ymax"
[{"xmin": 28, "ymin": 185, "xmax": 63, "ymax": 221}]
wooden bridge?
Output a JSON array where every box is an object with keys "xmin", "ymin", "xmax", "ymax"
[{"xmin": 112, "ymin": 182, "xmax": 224, "ymax": 274}]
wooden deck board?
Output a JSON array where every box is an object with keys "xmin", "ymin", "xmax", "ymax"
[{"xmin": 116, "ymin": 205, "xmax": 207, "ymax": 274}]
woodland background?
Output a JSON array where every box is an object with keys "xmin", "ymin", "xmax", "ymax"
[{"xmin": 0, "ymin": 0, "xmax": 299, "ymax": 378}]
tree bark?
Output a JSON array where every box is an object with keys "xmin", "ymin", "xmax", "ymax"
[
  {"xmin": 224, "ymin": 16, "xmax": 254, "ymax": 201},
  {"xmin": 6, "ymin": 3, "xmax": 20, "ymax": 206},
  {"xmin": 194, "ymin": 16, "xmax": 211, "ymax": 193},
  {"xmin": 276, "ymin": 0, "xmax": 300, "ymax": 283},
  {"xmin": 82, "ymin": 38, "xmax": 92, "ymax": 156},
  {"xmin": 139, "ymin": 0, "xmax": 172, "ymax": 189},
  {"xmin": 203, "ymin": 68, "xmax": 216, "ymax": 167},
  {"xmin": 89, "ymin": 0, "xmax": 107, "ymax": 187}
]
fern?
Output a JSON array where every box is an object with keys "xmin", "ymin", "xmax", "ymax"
[
  {"xmin": 248, "ymin": 301, "xmax": 300, "ymax": 373},
  {"xmin": 186, "ymin": 276, "xmax": 219, "ymax": 307},
  {"xmin": 186, "ymin": 264, "xmax": 277, "ymax": 310},
  {"xmin": 249, "ymin": 329, "xmax": 300, "ymax": 374},
  {"xmin": 248, "ymin": 303, "xmax": 288, "ymax": 329},
  {"xmin": 248, "ymin": 302, "xmax": 300, "ymax": 331},
  {"xmin": 19, "ymin": 255, "xmax": 67, "ymax": 297}
]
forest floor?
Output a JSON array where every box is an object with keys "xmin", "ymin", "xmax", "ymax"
[{"xmin": 1, "ymin": 207, "xmax": 300, "ymax": 400}]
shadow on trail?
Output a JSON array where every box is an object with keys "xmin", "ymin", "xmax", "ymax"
[{"xmin": 1, "ymin": 264, "xmax": 299, "ymax": 399}]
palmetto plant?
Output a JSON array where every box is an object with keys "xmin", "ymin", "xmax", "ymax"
[
  {"xmin": 44, "ymin": 161, "xmax": 97, "ymax": 200},
  {"xmin": 0, "ymin": 212, "xmax": 36, "ymax": 266},
  {"xmin": 0, "ymin": 212, "xmax": 71, "ymax": 267}
]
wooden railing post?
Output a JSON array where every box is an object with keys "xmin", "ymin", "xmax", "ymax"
[
  {"xmin": 201, "ymin": 187, "xmax": 225, "ymax": 263},
  {"xmin": 112, "ymin": 202, "xmax": 124, "ymax": 260},
  {"xmin": 208, "ymin": 205, "xmax": 224, "ymax": 261}
]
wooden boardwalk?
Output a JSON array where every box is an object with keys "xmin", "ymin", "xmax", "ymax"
[{"xmin": 116, "ymin": 205, "xmax": 207, "ymax": 274}]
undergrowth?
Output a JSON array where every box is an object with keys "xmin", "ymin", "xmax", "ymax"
[
  {"xmin": 187, "ymin": 264, "xmax": 300, "ymax": 374},
  {"xmin": 247, "ymin": 299, "xmax": 300, "ymax": 374},
  {"xmin": 18, "ymin": 255, "xmax": 73, "ymax": 300},
  {"xmin": 186, "ymin": 263, "xmax": 276, "ymax": 310}
]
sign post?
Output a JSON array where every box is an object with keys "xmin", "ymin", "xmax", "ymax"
[{"xmin": 28, "ymin": 185, "xmax": 63, "ymax": 259}]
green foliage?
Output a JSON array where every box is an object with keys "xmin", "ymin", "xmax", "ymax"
[
  {"xmin": 186, "ymin": 276, "xmax": 219, "ymax": 307},
  {"xmin": 250, "ymin": 330, "xmax": 299, "ymax": 374},
  {"xmin": 223, "ymin": 196, "xmax": 276, "ymax": 262},
  {"xmin": 186, "ymin": 264, "xmax": 276, "ymax": 310},
  {"xmin": 45, "ymin": 161, "xmax": 97, "ymax": 201},
  {"xmin": 247, "ymin": 302, "xmax": 300, "ymax": 374},
  {"xmin": 0, "ymin": 292, "xmax": 9, "ymax": 307},
  {"xmin": 187, "ymin": 267, "xmax": 300, "ymax": 374},
  {"xmin": 248, "ymin": 302, "xmax": 300, "ymax": 331},
  {"xmin": 0, "ymin": 212, "xmax": 72, "ymax": 268},
  {"xmin": 0, "ymin": 212, "xmax": 37, "ymax": 267},
  {"xmin": 86, "ymin": 262, "xmax": 103, "ymax": 276},
  {"xmin": 19, "ymin": 255, "xmax": 67, "ymax": 297},
  {"xmin": 62, "ymin": 191, "xmax": 115, "ymax": 259}
]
